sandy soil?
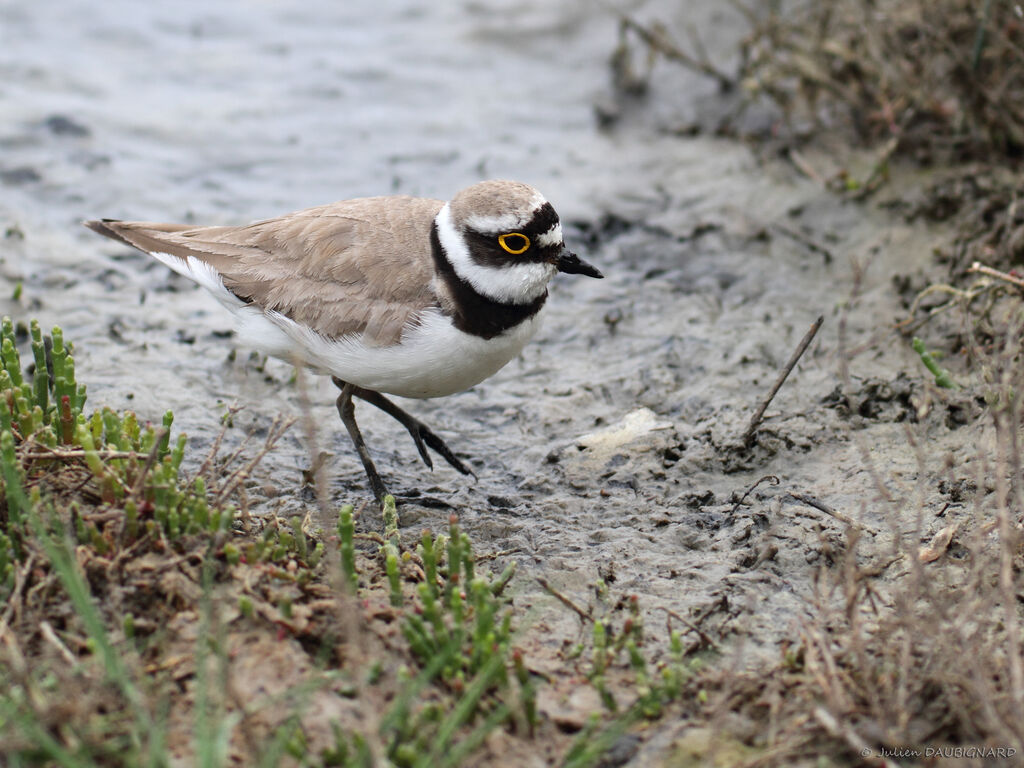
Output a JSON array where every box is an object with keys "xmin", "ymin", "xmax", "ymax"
[{"xmin": 0, "ymin": 0, "xmax": 986, "ymax": 762}]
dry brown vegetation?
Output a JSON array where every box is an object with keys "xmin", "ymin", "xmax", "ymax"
[
  {"xmin": 617, "ymin": 0, "xmax": 1024, "ymax": 263},
  {"xmin": 605, "ymin": 2, "xmax": 1024, "ymax": 765},
  {"xmin": 735, "ymin": 0, "xmax": 1024, "ymax": 162},
  {"xmin": 618, "ymin": 0, "xmax": 1024, "ymax": 159}
]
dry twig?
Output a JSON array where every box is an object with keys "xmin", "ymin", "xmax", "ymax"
[
  {"xmin": 743, "ymin": 315, "xmax": 824, "ymax": 447},
  {"xmin": 194, "ymin": 402, "xmax": 244, "ymax": 481},
  {"xmin": 729, "ymin": 475, "xmax": 779, "ymax": 515},
  {"xmin": 536, "ymin": 576, "xmax": 591, "ymax": 623},
  {"xmin": 214, "ymin": 416, "xmax": 295, "ymax": 505},
  {"xmin": 0, "ymin": 554, "xmax": 35, "ymax": 636},
  {"xmin": 784, "ymin": 492, "xmax": 875, "ymax": 533},
  {"xmin": 968, "ymin": 260, "xmax": 1024, "ymax": 291},
  {"xmin": 39, "ymin": 620, "xmax": 77, "ymax": 666},
  {"xmin": 127, "ymin": 428, "xmax": 167, "ymax": 504},
  {"xmin": 618, "ymin": 14, "xmax": 735, "ymax": 91},
  {"xmin": 658, "ymin": 606, "xmax": 720, "ymax": 651}
]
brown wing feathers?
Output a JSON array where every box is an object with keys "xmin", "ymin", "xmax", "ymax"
[{"xmin": 85, "ymin": 197, "xmax": 444, "ymax": 346}]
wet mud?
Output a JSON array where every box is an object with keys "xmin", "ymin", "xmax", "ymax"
[{"xmin": 0, "ymin": 0, "xmax": 987, "ymax": 760}]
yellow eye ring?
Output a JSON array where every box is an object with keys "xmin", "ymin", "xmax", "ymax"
[{"xmin": 498, "ymin": 232, "xmax": 531, "ymax": 255}]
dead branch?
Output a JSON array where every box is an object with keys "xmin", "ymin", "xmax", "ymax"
[
  {"xmin": 536, "ymin": 576, "xmax": 591, "ymax": 623},
  {"xmin": 729, "ymin": 475, "xmax": 780, "ymax": 515},
  {"xmin": 968, "ymin": 260, "xmax": 1024, "ymax": 291},
  {"xmin": 214, "ymin": 416, "xmax": 295, "ymax": 505},
  {"xmin": 784, "ymin": 492, "xmax": 875, "ymax": 533},
  {"xmin": 618, "ymin": 15, "xmax": 735, "ymax": 91},
  {"xmin": 743, "ymin": 315, "xmax": 824, "ymax": 447}
]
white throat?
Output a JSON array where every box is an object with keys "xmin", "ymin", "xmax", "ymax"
[{"xmin": 435, "ymin": 202, "xmax": 556, "ymax": 305}]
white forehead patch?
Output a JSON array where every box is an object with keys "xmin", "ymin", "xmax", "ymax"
[
  {"xmin": 536, "ymin": 222, "xmax": 563, "ymax": 248},
  {"xmin": 436, "ymin": 203, "xmax": 556, "ymax": 305},
  {"xmin": 462, "ymin": 190, "xmax": 548, "ymax": 234}
]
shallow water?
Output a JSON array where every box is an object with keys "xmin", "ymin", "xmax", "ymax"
[{"xmin": 0, "ymin": 0, "xmax": 974, "ymax": 757}]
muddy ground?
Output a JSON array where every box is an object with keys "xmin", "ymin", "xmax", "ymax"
[{"xmin": 0, "ymin": 0, "xmax": 994, "ymax": 763}]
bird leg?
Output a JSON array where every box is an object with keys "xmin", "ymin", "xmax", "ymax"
[
  {"xmin": 334, "ymin": 380, "xmax": 389, "ymax": 503},
  {"xmin": 331, "ymin": 377, "xmax": 475, "ymax": 498}
]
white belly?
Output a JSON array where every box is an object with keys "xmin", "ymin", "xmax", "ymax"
[{"xmin": 235, "ymin": 305, "xmax": 543, "ymax": 398}]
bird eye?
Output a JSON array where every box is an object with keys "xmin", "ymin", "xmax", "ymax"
[{"xmin": 498, "ymin": 232, "xmax": 531, "ymax": 255}]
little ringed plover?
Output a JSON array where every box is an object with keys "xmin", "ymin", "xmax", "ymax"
[{"xmin": 85, "ymin": 179, "xmax": 602, "ymax": 502}]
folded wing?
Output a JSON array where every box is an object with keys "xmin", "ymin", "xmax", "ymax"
[{"xmin": 85, "ymin": 196, "xmax": 444, "ymax": 347}]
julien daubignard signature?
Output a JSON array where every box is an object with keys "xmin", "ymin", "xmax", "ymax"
[{"xmin": 862, "ymin": 746, "xmax": 1017, "ymax": 760}]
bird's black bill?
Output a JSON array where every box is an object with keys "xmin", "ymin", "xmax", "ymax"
[{"xmin": 556, "ymin": 248, "xmax": 603, "ymax": 279}]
